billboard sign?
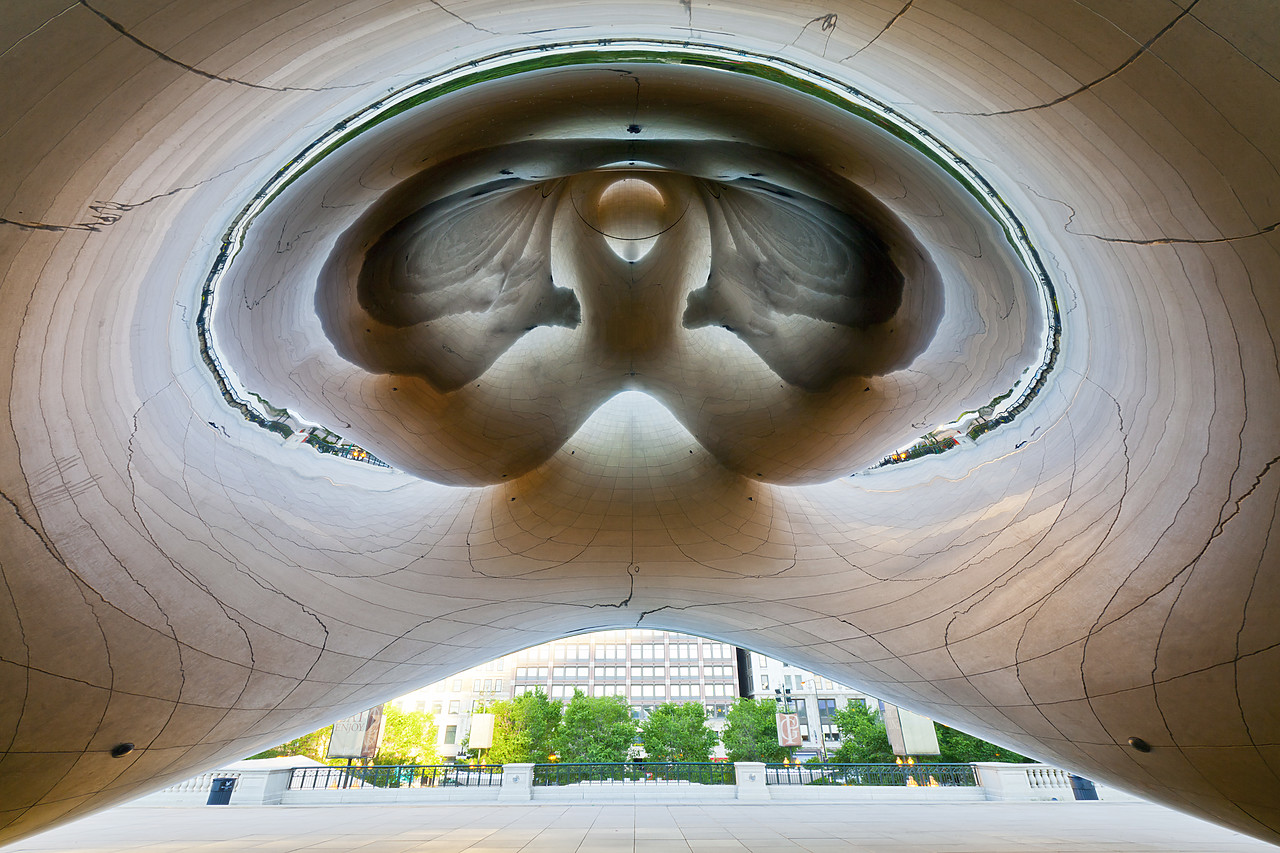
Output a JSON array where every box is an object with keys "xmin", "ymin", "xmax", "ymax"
[
  {"xmin": 883, "ymin": 704, "xmax": 940, "ymax": 756},
  {"xmin": 469, "ymin": 713, "xmax": 495, "ymax": 750},
  {"xmin": 776, "ymin": 712, "xmax": 802, "ymax": 747},
  {"xmin": 326, "ymin": 706, "xmax": 385, "ymax": 760}
]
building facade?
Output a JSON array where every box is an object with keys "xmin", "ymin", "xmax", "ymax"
[
  {"xmin": 392, "ymin": 629, "xmax": 740, "ymax": 760},
  {"xmin": 736, "ymin": 649, "xmax": 876, "ymax": 760}
]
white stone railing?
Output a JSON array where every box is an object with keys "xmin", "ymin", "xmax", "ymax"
[{"xmin": 128, "ymin": 761, "xmax": 1142, "ymax": 806}]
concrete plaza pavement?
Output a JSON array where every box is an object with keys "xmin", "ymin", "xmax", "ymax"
[{"xmin": 3, "ymin": 802, "xmax": 1277, "ymax": 853}]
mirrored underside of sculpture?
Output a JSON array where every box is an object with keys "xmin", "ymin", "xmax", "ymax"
[{"xmin": 1, "ymin": 0, "xmax": 1277, "ymax": 845}]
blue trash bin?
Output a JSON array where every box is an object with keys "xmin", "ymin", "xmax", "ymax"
[{"xmin": 206, "ymin": 777, "xmax": 236, "ymax": 805}]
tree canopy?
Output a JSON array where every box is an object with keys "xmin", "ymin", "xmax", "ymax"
[
  {"xmin": 248, "ymin": 726, "xmax": 331, "ymax": 762},
  {"xmin": 721, "ymin": 698, "xmax": 791, "ymax": 763},
  {"xmin": 829, "ymin": 700, "xmax": 1033, "ymax": 763},
  {"xmin": 639, "ymin": 701, "xmax": 719, "ymax": 762},
  {"xmin": 934, "ymin": 723, "xmax": 1032, "ymax": 763},
  {"xmin": 829, "ymin": 700, "xmax": 896, "ymax": 763},
  {"xmin": 552, "ymin": 691, "xmax": 637, "ymax": 763},
  {"xmin": 373, "ymin": 706, "xmax": 439, "ymax": 765},
  {"xmin": 247, "ymin": 705, "xmax": 439, "ymax": 766},
  {"xmin": 486, "ymin": 689, "xmax": 563, "ymax": 764}
]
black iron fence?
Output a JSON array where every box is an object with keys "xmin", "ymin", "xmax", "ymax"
[
  {"xmin": 533, "ymin": 762, "xmax": 734, "ymax": 786},
  {"xmin": 764, "ymin": 763, "xmax": 977, "ymax": 787},
  {"xmin": 288, "ymin": 764, "xmax": 503, "ymax": 790}
]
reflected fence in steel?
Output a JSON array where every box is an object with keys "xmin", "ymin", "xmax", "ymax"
[
  {"xmin": 288, "ymin": 764, "xmax": 503, "ymax": 790},
  {"xmin": 532, "ymin": 762, "xmax": 735, "ymax": 786},
  {"xmin": 765, "ymin": 763, "xmax": 978, "ymax": 787}
]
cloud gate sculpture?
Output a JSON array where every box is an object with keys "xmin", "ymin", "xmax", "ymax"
[{"xmin": 2, "ymin": 0, "xmax": 1278, "ymax": 844}]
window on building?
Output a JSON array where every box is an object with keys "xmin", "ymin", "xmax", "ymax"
[
  {"xmin": 451, "ymin": 679, "xmax": 462, "ymax": 692},
  {"xmin": 483, "ymin": 679, "xmax": 493, "ymax": 691},
  {"xmin": 794, "ymin": 698, "xmax": 809, "ymax": 737},
  {"xmin": 494, "ymin": 679, "xmax": 503, "ymax": 692},
  {"xmin": 444, "ymin": 725, "xmax": 457, "ymax": 745},
  {"xmin": 415, "ymin": 700, "xmax": 426, "ymax": 713},
  {"xmin": 472, "ymin": 678, "xmax": 481, "ymax": 692},
  {"xmin": 817, "ymin": 698, "xmax": 837, "ymax": 724},
  {"xmin": 432, "ymin": 702, "xmax": 442, "ymax": 714},
  {"xmin": 448, "ymin": 700, "xmax": 459, "ymax": 714}
]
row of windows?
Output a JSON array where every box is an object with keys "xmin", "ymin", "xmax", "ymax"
[
  {"xmin": 755, "ymin": 673, "xmax": 846, "ymax": 692},
  {"xmin": 515, "ymin": 663, "xmax": 736, "ymax": 682},
  {"xmin": 516, "ymin": 640, "xmax": 733, "ymax": 662}
]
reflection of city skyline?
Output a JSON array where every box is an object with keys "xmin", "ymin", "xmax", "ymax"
[{"xmin": 390, "ymin": 629, "xmax": 876, "ymax": 761}]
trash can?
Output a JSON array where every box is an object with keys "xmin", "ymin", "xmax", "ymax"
[
  {"xmin": 1069, "ymin": 774, "xmax": 1099, "ymax": 800},
  {"xmin": 206, "ymin": 777, "xmax": 236, "ymax": 805}
]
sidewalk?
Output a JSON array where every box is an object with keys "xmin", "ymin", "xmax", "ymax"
[{"xmin": 4, "ymin": 802, "xmax": 1276, "ymax": 852}]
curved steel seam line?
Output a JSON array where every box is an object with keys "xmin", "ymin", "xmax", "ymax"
[{"xmin": 197, "ymin": 39, "xmax": 1062, "ymax": 475}]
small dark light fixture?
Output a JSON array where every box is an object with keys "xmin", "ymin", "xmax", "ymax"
[
  {"xmin": 1127, "ymin": 737, "xmax": 1151, "ymax": 753},
  {"xmin": 110, "ymin": 743, "xmax": 135, "ymax": 758}
]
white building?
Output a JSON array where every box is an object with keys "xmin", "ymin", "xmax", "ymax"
[
  {"xmin": 735, "ymin": 650, "xmax": 877, "ymax": 760},
  {"xmin": 392, "ymin": 629, "xmax": 739, "ymax": 761}
]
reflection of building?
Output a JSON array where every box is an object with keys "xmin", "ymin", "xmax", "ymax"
[
  {"xmin": 736, "ymin": 649, "xmax": 876, "ymax": 759},
  {"xmin": 392, "ymin": 629, "xmax": 740, "ymax": 760}
]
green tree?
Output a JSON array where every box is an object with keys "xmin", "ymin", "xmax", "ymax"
[
  {"xmin": 721, "ymin": 698, "xmax": 791, "ymax": 763},
  {"xmin": 373, "ymin": 705, "xmax": 439, "ymax": 765},
  {"xmin": 248, "ymin": 726, "xmax": 331, "ymax": 761},
  {"xmin": 933, "ymin": 723, "xmax": 1032, "ymax": 763},
  {"xmin": 487, "ymin": 689, "xmax": 563, "ymax": 764},
  {"xmin": 552, "ymin": 690, "xmax": 637, "ymax": 763},
  {"xmin": 640, "ymin": 702, "xmax": 719, "ymax": 762},
  {"xmin": 830, "ymin": 700, "xmax": 896, "ymax": 763}
]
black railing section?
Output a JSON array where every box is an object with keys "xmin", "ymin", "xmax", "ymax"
[
  {"xmin": 533, "ymin": 762, "xmax": 734, "ymax": 786},
  {"xmin": 288, "ymin": 764, "xmax": 503, "ymax": 790},
  {"xmin": 764, "ymin": 763, "xmax": 977, "ymax": 787}
]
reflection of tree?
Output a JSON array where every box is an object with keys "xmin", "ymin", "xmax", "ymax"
[
  {"xmin": 722, "ymin": 698, "xmax": 791, "ymax": 763},
  {"xmin": 639, "ymin": 701, "xmax": 719, "ymax": 762}
]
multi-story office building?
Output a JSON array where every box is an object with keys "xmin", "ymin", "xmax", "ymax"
[
  {"xmin": 736, "ymin": 649, "xmax": 876, "ymax": 760},
  {"xmin": 392, "ymin": 629, "xmax": 739, "ymax": 760}
]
